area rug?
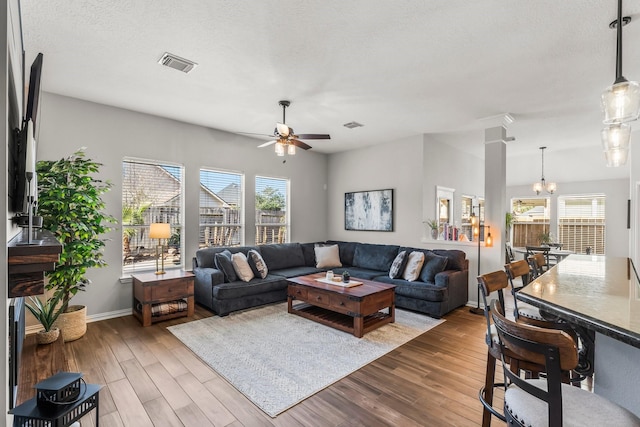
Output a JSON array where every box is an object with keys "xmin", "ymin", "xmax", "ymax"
[{"xmin": 168, "ymin": 303, "xmax": 444, "ymax": 417}]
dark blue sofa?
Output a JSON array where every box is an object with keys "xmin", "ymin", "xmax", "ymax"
[{"xmin": 192, "ymin": 241, "xmax": 468, "ymax": 318}]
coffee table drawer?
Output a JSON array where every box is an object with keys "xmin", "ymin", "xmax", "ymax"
[
  {"xmin": 289, "ymin": 285, "xmax": 308, "ymax": 300},
  {"xmin": 330, "ymin": 295, "xmax": 358, "ymax": 312},
  {"xmin": 307, "ymin": 289, "xmax": 332, "ymax": 306}
]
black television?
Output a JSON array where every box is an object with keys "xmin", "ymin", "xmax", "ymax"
[{"xmin": 9, "ymin": 53, "xmax": 43, "ymax": 213}]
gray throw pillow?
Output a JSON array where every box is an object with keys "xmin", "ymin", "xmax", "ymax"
[
  {"xmin": 419, "ymin": 252, "xmax": 449, "ymax": 283},
  {"xmin": 389, "ymin": 251, "xmax": 408, "ymax": 279},
  {"xmin": 214, "ymin": 250, "xmax": 237, "ymax": 282},
  {"xmin": 247, "ymin": 249, "xmax": 269, "ymax": 279}
]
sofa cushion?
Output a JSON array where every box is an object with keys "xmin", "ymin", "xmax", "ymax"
[
  {"xmin": 213, "ymin": 275, "xmax": 288, "ymax": 300},
  {"xmin": 326, "ymin": 240, "xmax": 358, "ymax": 266},
  {"xmin": 420, "ymin": 252, "xmax": 449, "ymax": 282},
  {"xmin": 214, "ymin": 250, "xmax": 236, "ymax": 282},
  {"xmin": 300, "ymin": 242, "xmax": 318, "ymax": 267},
  {"xmin": 315, "ymin": 244, "xmax": 342, "ymax": 268},
  {"xmin": 374, "ymin": 276, "xmax": 448, "ymax": 302},
  {"xmin": 353, "ymin": 243, "xmax": 400, "ymax": 271},
  {"xmin": 259, "ymin": 243, "xmax": 306, "ymax": 271},
  {"xmin": 247, "ymin": 249, "xmax": 269, "ymax": 279},
  {"xmin": 232, "ymin": 252, "xmax": 254, "ymax": 282},
  {"xmin": 270, "ymin": 266, "xmax": 323, "ymax": 278},
  {"xmin": 432, "ymin": 249, "xmax": 466, "ymax": 271},
  {"xmin": 334, "ymin": 267, "xmax": 386, "ymax": 280},
  {"xmin": 389, "ymin": 250, "xmax": 409, "ymax": 279},
  {"xmin": 402, "ymin": 251, "xmax": 425, "ymax": 281}
]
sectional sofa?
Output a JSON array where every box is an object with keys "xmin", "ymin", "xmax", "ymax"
[{"xmin": 192, "ymin": 241, "xmax": 469, "ymax": 318}]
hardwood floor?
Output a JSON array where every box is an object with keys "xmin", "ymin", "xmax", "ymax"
[{"xmin": 47, "ymin": 305, "xmax": 506, "ymax": 426}]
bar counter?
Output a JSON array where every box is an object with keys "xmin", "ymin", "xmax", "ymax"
[{"xmin": 517, "ymin": 254, "xmax": 640, "ymax": 417}]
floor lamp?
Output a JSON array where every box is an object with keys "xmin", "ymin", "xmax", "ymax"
[{"xmin": 470, "ymin": 210, "xmax": 493, "ymax": 315}]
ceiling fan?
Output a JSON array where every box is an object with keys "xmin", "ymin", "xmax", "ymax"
[{"xmin": 247, "ymin": 100, "xmax": 331, "ymax": 155}]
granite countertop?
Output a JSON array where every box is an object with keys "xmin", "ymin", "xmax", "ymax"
[{"xmin": 518, "ymin": 255, "xmax": 640, "ymax": 349}]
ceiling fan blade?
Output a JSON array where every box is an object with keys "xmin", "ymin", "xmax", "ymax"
[
  {"xmin": 258, "ymin": 140, "xmax": 277, "ymax": 148},
  {"xmin": 290, "ymin": 139, "xmax": 312, "ymax": 150},
  {"xmin": 276, "ymin": 123, "xmax": 290, "ymax": 138},
  {"xmin": 238, "ymin": 132, "xmax": 276, "ymax": 139},
  {"xmin": 296, "ymin": 134, "xmax": 331, "ymax": 140}
]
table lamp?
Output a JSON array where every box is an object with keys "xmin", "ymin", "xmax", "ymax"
[{"xmin": 149, "ymin": 223, "xmax": 171, "ymax": 274}]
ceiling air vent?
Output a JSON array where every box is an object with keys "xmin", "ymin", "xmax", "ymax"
[
  {"xmin": 343, "ymin": 121, "xmax": 364, "ymax": 129},
  {"xmin": 158, "ymin": 52, "xmax": 197, "ymax": 73}
]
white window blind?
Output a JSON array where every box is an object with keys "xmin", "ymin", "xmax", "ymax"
[
  {"xmin": 199, "ymin": 169, "xmax": 243, "ymax": 247},
  {"xmin": 558, "ymin": 195, "xmax": 605, "ymax": 254},
  {"xmin": 122, "ymin": 159, "xmax": 184, "ymax": 274},
  {"xmin": 255, "ymin": 176, "xmax": 289, "ymax": 245}
]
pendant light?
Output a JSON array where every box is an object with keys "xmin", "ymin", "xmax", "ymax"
[
  {"xmin": 601, "ymin": 0, "xmax": 639, "ymax": 166},
  {"xmin": 533, "ymin": 147, "xmax": 556, "ymax": 195}
]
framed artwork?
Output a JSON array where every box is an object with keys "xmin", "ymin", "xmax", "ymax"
[{"xmin": 344, "ymin": 189, "xmax": 393, "ymax": 231}]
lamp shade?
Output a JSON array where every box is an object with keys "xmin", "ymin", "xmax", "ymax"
[
  {"xmin": 275, "ymin": 141, "xmax": 285, "ymax": 156},
  {"xmin": 485, "ymin": 227, "xmax": 493, "ymax": 248},
  {"xmin": 602, "ymin": 80, "xmax": 640, "ymax": 124},
  {"xmin": 604, "ymin": 147, "xmax": 629, "ymax": 167},
  {"xmin": 601, "ymin": 122, "xmax": 631, "ymax": 150},
  {"xmin": 149, "ymin": 223, "xmax": 171, "ymax": 239},
  {"xmin": 287, "ymin": 144, "xmax": 296, "ymax": 155}
]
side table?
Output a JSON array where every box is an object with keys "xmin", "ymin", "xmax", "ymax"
[
  {"xmin": 10, "ymin": 383, "xmax": 101, "ymax": 426},
  {"xmin": 132, "ymin": 270, "xmax": 194, "ymax": 326}
]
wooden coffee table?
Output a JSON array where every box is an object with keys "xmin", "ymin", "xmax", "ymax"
[{"xmin": 287, "ymin": 272, "xmax": 395, "ymax": 338}]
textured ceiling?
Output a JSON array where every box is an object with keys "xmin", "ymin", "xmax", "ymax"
[{"xmin": 19, "ymin": 0, "xmax": 640, "ymax": 185}]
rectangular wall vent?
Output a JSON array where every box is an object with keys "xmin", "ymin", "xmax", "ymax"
[
  {"xmin": 158, "ymin": 52, "xmax": 197, "ymax": 73},
  {"xmin": 343, "ymin": 121, "xmax": 364, "ymax": 129}
]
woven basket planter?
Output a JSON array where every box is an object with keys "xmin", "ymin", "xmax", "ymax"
[
  {"xmin": 36, "ymin": 327, "xmax": 60, "ymax": 345},
  {"xmin": 55, "ymin": 305, "xmax": 87, "ymax": 342}
]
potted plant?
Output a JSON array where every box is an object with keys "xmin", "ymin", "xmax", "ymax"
[
  {"xmin": 424, "ymin": 219, "xmax": 439, "ymax": 240},
  {"xmin": 505, "ymin": 212, "xmax": 514, "ymax": 242},
  {"xmin": 342, "ymin": 270, "xmax": 350, "ymax": 283},
  {"xmin": 25, "ymin": 293, "xmax": 65, "ymax": 345},
  {"xmin": 37, "ymin": 149, "xmax": 116, "ymax": 342}
]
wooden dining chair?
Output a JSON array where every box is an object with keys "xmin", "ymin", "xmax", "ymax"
[
  {"xmin": 490, "ymin": 300, "xmax": 640, "ymax": 427},
  {"xmin": 527, "ymin": 253, "xmax": 547, "ymax": 279},
  {"xmin": 526, "ymin": 246, "xmax": 550, "ymax": 273}
]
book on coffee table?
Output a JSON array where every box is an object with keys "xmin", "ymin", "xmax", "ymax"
[{"xmin": 315, "ymin": 277, "xmax": 363, "ymax": 287}]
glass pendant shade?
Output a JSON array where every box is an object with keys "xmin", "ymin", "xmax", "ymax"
[
  {"xmin": 602, "ymin": 123, "xmax": 631, "ymax": 167},
  {"xmin": 533, "ymin": 182, "xmax": 543, "ymax": 195},
  {"xmin": 604, "ymin": 147, "xmax": 629, "ymax": 167},
  {"xmin": 602, "ymin": 80, "xmax": 640, "ymax": 123},
  {"xmin": 485, "ymin": 227, "xmax": 493, "ymax": 247},
  {"xmin": 275, "ymin": 141, "xmax": 285, "ymax": 156},
  {"xmin": 287, "ymin": 144, "xmax": 296, "ymax": 155}
]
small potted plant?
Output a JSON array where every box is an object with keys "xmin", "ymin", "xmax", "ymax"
[
  {"xmin": 342, "ymin": 270, "xmax": 351, "ymax": 283},
  {"xmin": 424, "ymin": 219, "xmax": 439, "ymax": 240},
  {"xmin": 25, "ymin": 293, "xmax": 65, "ymax": 345}
]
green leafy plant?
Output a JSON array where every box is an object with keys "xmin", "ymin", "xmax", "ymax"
[
  {"xmin": 424, "ymin": 219, "xmax": 439, "ymax": 230},
  {"xmin": 37, "ymin": 149, "xmax": 117, "ymax": 310},
  {"xmin": 539, "ymin": 232, "xmax": 551, "ymax": 245},
  {"xmin": 25, "ymin": 293, "xmax": 65, "ymax": 332}
]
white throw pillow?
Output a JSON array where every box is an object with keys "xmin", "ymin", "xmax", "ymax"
[
  {"xmin": 402, "ymin": 251, "xmax": 425, "ymax": 282},
  {"xmin": 315, "ymin": 244, "xmax": 342, "ymax": 269},
  {"xmin": 232, "ymin": 252, "xmax": 255, "ymax": 282}
]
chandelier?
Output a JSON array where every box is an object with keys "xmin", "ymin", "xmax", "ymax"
[
  {"xmin": 274, "ymin": 139, "xmax": 296, "ymax": 156},
  {"xmin": 601, "ymin": 0, "xmax": 640, "ymax": 167},
  {"xmin": 533, "ymin": 147, "xmax": 556, "ymax": 195}
]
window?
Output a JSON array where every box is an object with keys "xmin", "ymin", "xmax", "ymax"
[
  {"xmin": 511, "ymin": 198, "xmax": 550, "ymax": 247},
  {"xmin": 255, "ymin": 176, "xmax": 289, "ymax": 245},
  {"xmin": 122, "ymin": 159, "xmax": 184, "ymax": 274},
  {"xmin": 558, "ymin": 195, "xmax": 605, "ymax": 254},
  {"xmin": 199, "ymin": 169, "xmax": 243, "ymax": 247}
]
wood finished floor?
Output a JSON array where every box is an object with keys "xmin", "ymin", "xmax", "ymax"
[{"xmin": 57, "ymin": 305, "xmax": 506, "ymax": 427}]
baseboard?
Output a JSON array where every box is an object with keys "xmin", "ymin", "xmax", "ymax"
[{"xmin": 26, "ymin": 308, "xmax": 133, "ymax": 335}]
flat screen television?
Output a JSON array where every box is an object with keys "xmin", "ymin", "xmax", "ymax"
[{"xmin": 9, "ymin": 53, "xmax": 43, "ymax": 213}]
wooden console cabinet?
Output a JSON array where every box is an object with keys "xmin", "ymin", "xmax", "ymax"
[{"xmin": 132, "ymin": 270, "xmax": 194, "ymax": 327}]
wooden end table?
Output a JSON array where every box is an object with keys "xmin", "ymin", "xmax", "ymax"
[
  {"xmin": 132, "ymin": 270, "xmax": 194, "ymax": 326},
  {"xmin": 287, "ymin": 273, "xmax": 395, "ymax": 338}
]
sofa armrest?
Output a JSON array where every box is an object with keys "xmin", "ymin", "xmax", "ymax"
[
  {"xmin": 435, "ymin": 269, "xmax": 469, "ymax": 310},
  {"xmin": 194, "ymin": 267, "xmax": 224, "ymax": 288}
]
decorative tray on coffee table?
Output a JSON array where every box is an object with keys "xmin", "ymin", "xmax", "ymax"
[{"xmin": 315, "ymin": 277, "xmax": 363, "ymax": 288}]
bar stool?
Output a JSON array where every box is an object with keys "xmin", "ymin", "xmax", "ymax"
[
  {"xmin": 477, "ymin": 270, "xmax": 544, "ymax": 427},
  {"xmin": 490, "ymin": 299, "xmax": 640, "ymax": 427}
]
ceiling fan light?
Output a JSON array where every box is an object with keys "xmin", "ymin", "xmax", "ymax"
[
  {"xmin": 602, "ymin": 80, "xmax": 640, "ymax": 123},
  {"xmin": 276, "ymin": 123, "xmax": 290, "ymax": 138},
  {"xmin": 601, "ymin": 123, "xmax": 631, "ymax": 150},
  {"xmin": 287, "ymin": 144, "xmax": 296, "ymax": 155},
  {"xmin": 604, "ymin": 147, "xmax": 629, "ymax": 167},
  {"xmin": 275, "ymin": 141, "xmax": 285, "ymax": 156}
]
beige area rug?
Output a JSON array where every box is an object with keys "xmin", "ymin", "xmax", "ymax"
[{"xmin": 168, "ymin": 302, "xmax": 444, "ymax": 417}]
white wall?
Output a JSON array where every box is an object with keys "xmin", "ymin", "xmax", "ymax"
[
  {"xmin": 507, "ymin": 178, "xmax": 629, "ymax": 257},
  {"xmin": 36, "ymin": 92, "xmax": 329, "ymax": 317}
]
